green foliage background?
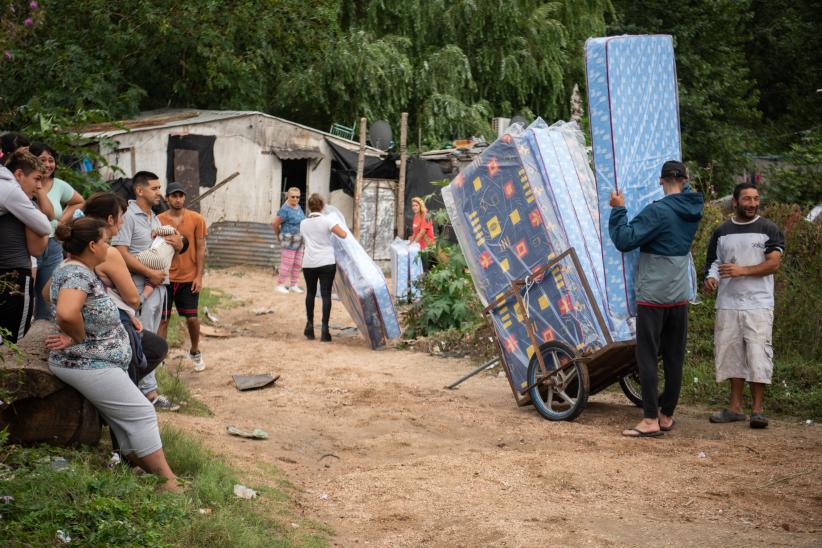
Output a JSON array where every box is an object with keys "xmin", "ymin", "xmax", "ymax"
[{"xmin": 2, "ymin": 1, "xmax": 818, "ymax": 195}]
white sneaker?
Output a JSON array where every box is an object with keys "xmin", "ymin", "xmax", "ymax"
[
  {"xmin": 190, "ymin": 351, "xmax": 205, "ymax": 372},
  {"xmin": 275, "ymin": 284, "xmax": 289, "ymax": 294},
  {"xmin": 289, "ymin": 286, "xmax": 305, "ymax": 294}
]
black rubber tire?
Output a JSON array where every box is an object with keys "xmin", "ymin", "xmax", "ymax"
[
  {"xmin": 618, "ymin": 369, "xmax": 644, "ymax": 407},
  {"xmin": 527, "ymin": 341, "xmax": 589, "ymax": 421},
  {"xmin": 618, "ymin": 360, "xmax": 665, "ymax": 408}
]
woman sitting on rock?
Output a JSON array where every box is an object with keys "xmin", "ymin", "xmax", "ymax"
[{"xmin": 45, "ymin": 217, "xmax": 180, "ymax": 492}]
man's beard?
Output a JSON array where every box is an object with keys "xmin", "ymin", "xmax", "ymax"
[{"xmin": 736, "ymin": 204, "xmax": 758, "ymax": 220}]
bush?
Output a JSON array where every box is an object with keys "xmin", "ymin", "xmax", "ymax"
[
  {"xmin": 764, "ymin": 129, "xmax": 822, "ymax": 207},
  {"xmin": 401, "ymin": 242, "xmax": 483, "ymax": 339}
]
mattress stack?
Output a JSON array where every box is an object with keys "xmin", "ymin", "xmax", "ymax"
[
  {"xmin": 442, "ymin": 130, "xmax": 608, "ymax": 393},
  {"xmin": 389, "ymin": 238, "xmax": 422, "ymax": 302},
  {"xmin": 326, "ymin": 209, "xmax": 401, "ymax": 350},
  {"xmin": 443, "ymin": 34, "xmax": 686, "ymax": 396}
]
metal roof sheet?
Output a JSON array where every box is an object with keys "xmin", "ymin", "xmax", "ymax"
[{"xmin": 81, "ymin": 108, "xmax": 383, "ymax": 153}]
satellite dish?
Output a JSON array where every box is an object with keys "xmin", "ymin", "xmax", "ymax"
[
  {"xmin": 369, "ymin": 120, "xmax": 393, "ymax": 150},
  {"xmin": 511, "ymin": 115, "xmax": 529, "ymax": 128}
]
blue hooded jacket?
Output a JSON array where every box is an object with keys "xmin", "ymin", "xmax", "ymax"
[{"xmin": 609, "ymin": 186, "xmax": 704, "ymax": 305}]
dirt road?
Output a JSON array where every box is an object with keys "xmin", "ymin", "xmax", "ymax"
[{"xmin": 167, "ymin": 267, "xmax": 821, "ymax": 547}]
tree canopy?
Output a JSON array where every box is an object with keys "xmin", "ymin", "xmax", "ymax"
[{"xmin": 1, "ymin": 0, "xmax": 818, "ymax": 194}]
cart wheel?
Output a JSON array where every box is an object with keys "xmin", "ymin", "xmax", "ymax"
[
  {"xmin": 527, "ymin": 341, "xmax": 589, "ymax": 421},
  {"xmin": 618, "ymin": 360, "xmax": 666, "ymax": 408},
  {"xmin": 618, "ymin": 369, "xmax": 644, "ymax": 407}
]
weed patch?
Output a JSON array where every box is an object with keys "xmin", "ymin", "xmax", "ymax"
[{"xmin": 0, "ymin": 426, "xmax": 329, "ymax": 547}]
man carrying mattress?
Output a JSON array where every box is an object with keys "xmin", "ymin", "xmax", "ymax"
[{"xmin": 609, "ymin": 160, "xmax": 704, "ymax": 437}]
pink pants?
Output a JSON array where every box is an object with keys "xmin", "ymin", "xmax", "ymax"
[{"xmin": 278, "ymin": 248, "xmax": 304, "ymax": 286}]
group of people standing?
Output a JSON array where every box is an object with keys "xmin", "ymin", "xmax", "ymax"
[
  {"xmin": 270, "ymin": 189, "xmax": 435, "ymax": 343},
  {"xmin": 609, "ymin": 160, "xmax": 784, "ymax": 437},
  {"xmin": 0, "ymin": 133, "xmax": 208, "ymax": 492}
]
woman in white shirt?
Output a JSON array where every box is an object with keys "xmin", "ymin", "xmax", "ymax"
[{"xmin": 299, "ymin": 193, "xmax": 347, "ymax": 342}]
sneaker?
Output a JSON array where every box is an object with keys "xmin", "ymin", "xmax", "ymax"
[
  {"xmin": 289, "ymin": 286, "xmax": 305, "ymax": 294},
  {"xmin": 190, "ymin": 351, "xmax": 205, "ymax": 372},
  {"xmin": 275, "ymin": 284, "xmax": 289, "ymax": 294},
  {"xmin": 151, "ymin": 395, "xmax": 180, "ymax": 412}
]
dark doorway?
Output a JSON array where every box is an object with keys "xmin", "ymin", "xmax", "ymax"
[
  {"xmin": 166, "ymin": 134, "xmax": 216, "ymax": 213},
  {"xmin": 173, "ymin": 149, "xmax": 201, "ymax": 212},
  {"xmin": 281, "ymin": 159, "xmax": 307, "ymax": 211}
]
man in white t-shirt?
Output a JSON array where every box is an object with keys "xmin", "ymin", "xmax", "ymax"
[{"xmin": 703, "ymin": 183, "xmax": 784, "ymax": 429}]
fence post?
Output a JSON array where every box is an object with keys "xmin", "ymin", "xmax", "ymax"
[
  {"xmin": 397, "ymin": 112, "xmax": 408, "ymax": 239},
  {"xmin": 354, "ymin": 117, "xmax": 367, "ymax": 239}
]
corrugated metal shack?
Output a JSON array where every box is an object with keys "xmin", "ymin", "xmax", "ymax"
[{"xmin": 82, "ymin": 109, "xmax": 384, "ymax": 268}]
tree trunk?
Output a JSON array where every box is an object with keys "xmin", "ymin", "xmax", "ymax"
[{"xmin": 0, "ymin": 320, "xmax": 101, "ymax": 446}]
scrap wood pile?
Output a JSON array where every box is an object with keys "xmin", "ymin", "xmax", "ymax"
[{"xmin": 443, "ymin": 34, "xmax": 695, "ymax": 404}]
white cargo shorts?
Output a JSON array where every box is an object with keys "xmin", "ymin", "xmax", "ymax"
[{"xmin": 714, "ymin": 308, "xmax": 774, "ymax": 384}]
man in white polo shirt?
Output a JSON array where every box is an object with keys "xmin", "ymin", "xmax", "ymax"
[{"xmin": 703, "ymin": 182, "xmax": 784, "ymax": 429}]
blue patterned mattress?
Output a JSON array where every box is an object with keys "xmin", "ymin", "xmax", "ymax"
[
  {"xmin": 523, "ymin": 119, "xmax": 610, "ymax": 333},
  {"xmin": 389, "ymin": 238, "xmax": 422, "ymax": 301},
  {"xmin": 585, "ymin": 35, "xmax": 681, "ymax": 339},
  {"xmin": 443, "ymin": 129, "xmax": 607, "ymax": 394},
  {"xmin": 328, "ymin": 211, "xmax": 401, "ymax": 350}
]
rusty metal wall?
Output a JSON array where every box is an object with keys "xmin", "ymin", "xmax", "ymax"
[{"xmin": 206, "ymin": 221, "xmax": 280, "ymax": 268}]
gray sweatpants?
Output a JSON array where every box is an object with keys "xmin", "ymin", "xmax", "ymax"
[
  {"xmin": 49, "ymin": 365, "xmax": 162, "ymax": 458},
  {"xmin": 138, "ymin": 285, "xmax": 166, "ymax": 395}
]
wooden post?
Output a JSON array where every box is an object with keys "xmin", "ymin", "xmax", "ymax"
[
  {"xmin": 397, "ymin": 112, "xmax": 408, "ymax": 239},
  {"xmin": 353, "ymin": 117, "xmax": 367, "ymax": 239}
]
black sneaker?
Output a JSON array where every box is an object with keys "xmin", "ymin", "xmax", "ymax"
[{"xmin": 304, "ymin": 322, "xmax": 315, "ymax": 340}]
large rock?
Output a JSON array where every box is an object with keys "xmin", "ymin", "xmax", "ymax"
[{"xmin": 0, "ymin": 320, "xmax": 100, "ymax": 446}]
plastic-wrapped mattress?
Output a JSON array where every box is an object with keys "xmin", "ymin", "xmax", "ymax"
[
  {"xmin": 585, "ymin": 34, "xmax": 681, "ymax": 338},
  {"xmin": 327, "ymin": 210, "xmax": 401, "ymax": 350},
  {"xmin": 523, "ymin": 119, "xmax": 610, "ymax": 333},
  {"xmin": 443, "ymin": 128, "xmax": 608, "ymax": 394},
  {"xmin": 389, "ymin": 238, "xmax": 422, "ymax": 301}
]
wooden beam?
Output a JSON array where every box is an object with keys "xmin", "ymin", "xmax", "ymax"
[
  {"xmin": 397, "ymin": 112, "xmax": 408, "ymax": 239},
  {"xmin": 353, "ymin": 117, "xmax": 367, "ymax": 239}
]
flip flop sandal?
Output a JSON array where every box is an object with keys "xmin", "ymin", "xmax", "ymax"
[
  {"xmin": 709, "ymin": 409, "xmax": 746, "ymax": 423},
  {"xmin": 660, "ymin": 420, "xmax": 676, "ymax": 432},
  {"xmin": 623, "ymin": 428, "xmax": 664, "ymax": 438},
  {"xmin": 749, "ymin": 413, "xmax": 769, "ymax": 429}
]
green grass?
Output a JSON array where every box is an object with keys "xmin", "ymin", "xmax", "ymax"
[
  {"xmin": 166, "ymin": 288, "xmax": 241, "ymax": 349},
  {"xmin": 0, "ymin": 426, "xmax": 330, "ymax": 547},
  {"xmin": 155, "ymin": 364, "xmax": 212, "ymax": 417},
  {"xmin": 680, "ymin": 297, "xmax": 822, "ymax": 420},
  {"xmin": 158, "ymin": 286, "xmax": 241, "ymax": 416}
]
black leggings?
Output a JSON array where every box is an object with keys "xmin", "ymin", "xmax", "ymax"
[
  {"xmin": 0, "ymin": 268, "xmax": 34, "ymax": 344},
  {"xmin": 303, "ymin": 264, "xmax": 336, "ymax": 325}
]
